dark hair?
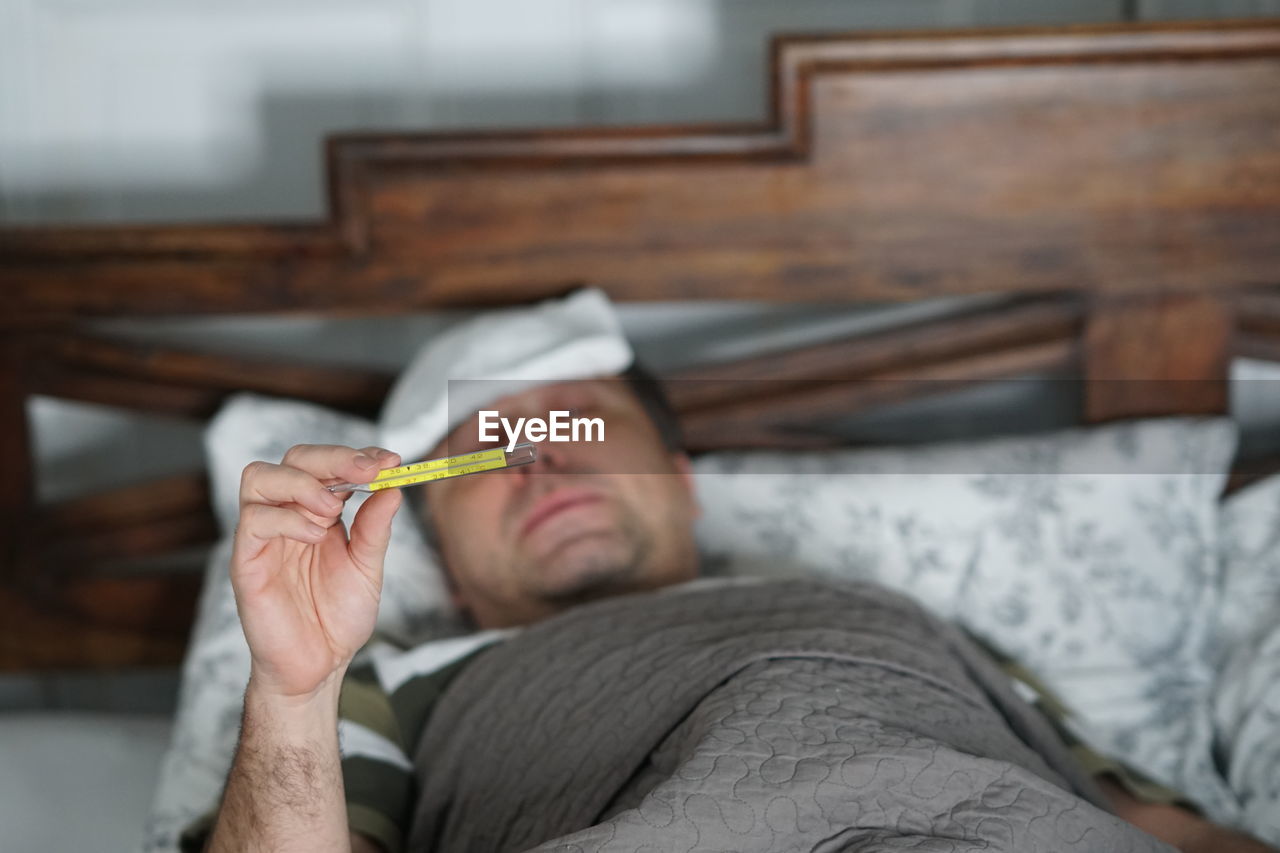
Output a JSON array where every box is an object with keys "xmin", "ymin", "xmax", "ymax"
[
  {"xmin": 618, "ymin": 361, "xmax": 684, "ymax": 453},
  {"xmin": 403, "ymin": 361, "xmax": 682, "ymax": 549}
]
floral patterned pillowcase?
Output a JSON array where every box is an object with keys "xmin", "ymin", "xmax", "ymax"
[
  {"xmin": 693, "ymin": 417, "xmax": 1240, "ymax": 821},
  {"xmin": 1214, "ymin": 475, "xmax": 1280, "ymax": 843}
]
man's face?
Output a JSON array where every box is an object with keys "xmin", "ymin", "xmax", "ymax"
[{"xmin": 421, "ymin": 378, "xmax": 700, "ymax": 629}]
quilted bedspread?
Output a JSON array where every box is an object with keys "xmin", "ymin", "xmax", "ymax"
[{"xmin": 407, "ymin": 578, "xmax": 1175, "ymax": 852}]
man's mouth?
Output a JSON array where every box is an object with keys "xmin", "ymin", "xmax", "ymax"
[{"xmin": 519, "ymin": 489, "xmax": 606, "ymax": 539}]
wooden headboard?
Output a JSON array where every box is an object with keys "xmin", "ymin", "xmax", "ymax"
[{"xmin": 2, "ymin": 18, "xmax": 1279, "ymax": 671}]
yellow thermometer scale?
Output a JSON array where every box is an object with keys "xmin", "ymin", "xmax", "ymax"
[{"xmin": 327, "ymin": 443, "xmax": 537, "ymax": 493}]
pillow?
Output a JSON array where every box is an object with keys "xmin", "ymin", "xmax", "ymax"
[
  {"xmin": 1216, "ymin": 474, "xmax": 1280, "ymax": 654},
  {"xmin": 141, "ymin": 394, "xmax": 465, "ymax": 853},
  {"xmin": 1213, "ymin": 475, "xmax": 1280, "ymax": 844},
  {"xmin": 693, "ymin": 416, "xmax": 1240, "ymax": 823}
]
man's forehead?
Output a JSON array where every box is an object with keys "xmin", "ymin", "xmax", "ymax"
[
  {"xmin": 490, "ymin": 377, "xmax": 615, "ymax": 408},
  {"xmin": 431, "ymin": 376, "xmax": 632, "ymax": 455}
]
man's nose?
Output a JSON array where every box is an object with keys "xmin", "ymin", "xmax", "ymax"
[{"xmin": 515, "ymin": 441, "xmax": 567, "ymax": 477}]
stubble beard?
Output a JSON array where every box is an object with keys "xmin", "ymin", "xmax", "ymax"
[{"xmin": 521, "ymin": 511, "xmax": 656, "ymax": 609}]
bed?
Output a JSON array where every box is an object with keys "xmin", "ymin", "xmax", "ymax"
[{"xmin": 1, "ymin": 16, "xmax": 1279, "ymax": 851}]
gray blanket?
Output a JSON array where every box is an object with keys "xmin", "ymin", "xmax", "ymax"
[{"xmin": 408, "ymin": 578, "xmax": 1175, "ymax": 852}]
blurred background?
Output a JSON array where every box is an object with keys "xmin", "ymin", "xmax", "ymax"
[
  {"xmin": 10, "ymin": 0, "xmax": 1280, "ymax": 226},
  {"xmin": 5, "ymin": 0, "xmax": 1280, "ymax": 708},
  {"xmin": 2, "ymin": 2, "xmax": 1279, "ymax": 848}
]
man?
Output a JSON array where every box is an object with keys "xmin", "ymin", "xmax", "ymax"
[{"xmin": 204, "ymin": 368, "xmax": 1274, "ymax": 853}]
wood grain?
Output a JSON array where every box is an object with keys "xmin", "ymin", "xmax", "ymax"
[
  {"xmin": 0, "ymin": 341, "xmax": 33, "ymax": 583},
  {"xmin": 0, "ymin": 574, "xmax": 199, "ymax": 669},
  {"xmin": 1, "ymin": 20, "xmax": 1278, "ymax": 318},
  {"xmin": 679, "ymin": 339, "xmax": 1079, "ymax": 451},
  {"xmin": 26, "ymin": 333, "xmax": 393, "ymax": 418},
  {"xmin": 666, "ymin": 296, "xmax": 1083, "ymax": 412},
  {"xmin": 36, "ymin": 473, "xmax": 217, "ymax": 565},
  {"xmin": 1082, "ymin": 293, "xmax": 1232, "ymax": 422}
]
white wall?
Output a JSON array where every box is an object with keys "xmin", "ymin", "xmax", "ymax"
[{"xmin": 4, "ymin": 0, "xmax": 1183, "ymax": 224}]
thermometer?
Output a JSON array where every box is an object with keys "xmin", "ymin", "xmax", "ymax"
[{"xmin": 326, "ymin": 444, "xmax": 537, "ymax": 493}]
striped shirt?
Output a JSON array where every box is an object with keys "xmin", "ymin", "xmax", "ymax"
[{"xmin": 338, "ymin": 630, "xmax": 515, "ymax": 853}]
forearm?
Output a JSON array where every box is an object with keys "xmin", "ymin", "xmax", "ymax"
[
  {"xmin": 208, "ymin": 669, "xmax": 351, "ymax": 853},
  {"xmin": 1098, "ymin": 775, "xmax": 1276, "ymax": 853},
  {"xmin": 1176, "ymin": 823, "xmax": 1277, "ymax": 853}
]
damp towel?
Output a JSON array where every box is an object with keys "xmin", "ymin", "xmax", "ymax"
[{"xmin": 378, "ymin": 288, "xmax": 633, "ymax": 463}]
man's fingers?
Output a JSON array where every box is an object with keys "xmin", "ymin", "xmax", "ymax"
[
  {"xmin": 240, "ymin": 461, "xmax": 346, "ymax": 518},
  {"xmin": 240, "ymin": 446, "xmax": 400, "ymax": 514},
  {"xmin": 356, "ymin": 446, "xmax": 401, "ymax": 469},
  {"xmin": 234, "ymin": 504, "xmax": 328, "ymax": 556},
  {"xmin": 278, "ymin": 444, "xmax": 400, "ymax": 485},
  {"xmin": 347, "ymin": 488, "xmax": 402, "ymax": 574},
  {"xmin": 233, "ymin": 444, "xmax": 403, "ymax": 569},
  {"xmin": 334, "ymin": 446, "xmax": 403, "ymax": 493}
]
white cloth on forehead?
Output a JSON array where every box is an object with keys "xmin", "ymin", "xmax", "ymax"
[{"xmin": 378, "ymin": 288, "xmax": 634, "ymax": 463}]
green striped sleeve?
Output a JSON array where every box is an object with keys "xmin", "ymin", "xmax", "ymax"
[
  {"xmin": 386, "ymin": 652, "xmax": 482, "ymax": 757},
  {"xmin": 339, "ymin": 663, "xmax": 415, "ymax": 852},
  {"xmin": 343, "ymin": 757, "xmax": 414, "ymax": 852}
]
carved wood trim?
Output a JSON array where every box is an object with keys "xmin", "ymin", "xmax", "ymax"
[
  {"xmin": 0, "ymin": 341, "xmax": 33, "ymax": 583},
  {"xmin": 666, "ymin": 295, "xmax": 1085, "ymax": 449},
  {"xmin": 0, "ymin": 573, "xmax": 200, "ymax": 669},
  {"xmin": 2, "ymin": 20, "xmax": 1279, "ymax": 319},
  {"xmin": 667, "ymin": 296, "xmax": 1082, "ymax": 411},
  {"xmin": 25, "ymin": 333, "xmax": 393, "ymax": 418},
  {"xmin": 1082, "ymin": 293, "xmax": 1232, "ymax": 422},
  {"xmin": 679, "ymin": 340, "xmax": 1079, "ymax": 451},
  {"xmin": 1237, "ymin": 289, "xmax": 1280, "ymax": 352},
  {"xmin": 35, "ymin": 474, "xmax": 216, "ymax": 568}
]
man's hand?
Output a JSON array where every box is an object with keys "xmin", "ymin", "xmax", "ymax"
[
  {"xmin": 207, "ymin": 445, "xmax": 403, "ymax": 853},
  {"xmin": 232, "ymin": 444, "xmax": 402, "ymax": 698}
]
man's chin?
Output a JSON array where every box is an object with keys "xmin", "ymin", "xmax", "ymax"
[{"xmin": 525, "ymin": 532, "xmax": 647, "ymax": 605}]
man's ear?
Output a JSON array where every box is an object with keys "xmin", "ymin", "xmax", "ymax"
[{"xmin": 671, "ymin": 452, "xmax": 701, "ymax": 520}]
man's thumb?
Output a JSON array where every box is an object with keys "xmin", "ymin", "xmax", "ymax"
[{"xmin": 348, "ymin": 488, "xmax": 402, "ymax": 572}]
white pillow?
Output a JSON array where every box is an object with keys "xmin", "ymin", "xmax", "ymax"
[
  {"xmin": 693, "ymin": 417, "xmax": 1240, "ymax": 822},
  {"xmin": 1213, "ymin": 475, "xmax": 1280, "ymax": 844},
  {"xmin": 1217, "ymin": 474, "xmax": 1280, "ymax": 654},
  {"xmin": 142, "ymin": 394, "xmax": 463, "ymax": 853}
]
